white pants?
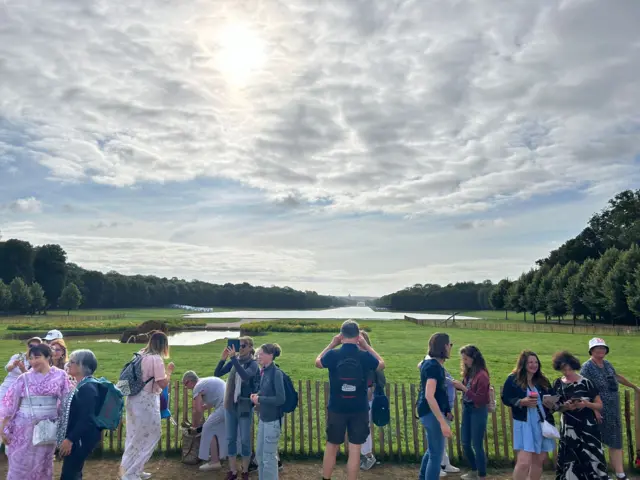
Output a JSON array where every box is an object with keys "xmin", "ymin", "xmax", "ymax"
[
  {"xmin": 120, "ymin": 391, "xmax": 161, "ymax": 480},
  {"xmin": 362, "ymin": 401, "xmax": 373, "ymax": 456},
  {"xmin": 199, "ymin": 408, "xmax": 227, "ymax": 461}
]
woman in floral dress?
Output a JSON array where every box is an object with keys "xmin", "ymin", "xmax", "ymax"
[{"xmin": 0, "ymin": 343, "xmax": 71, "ymax": 479}]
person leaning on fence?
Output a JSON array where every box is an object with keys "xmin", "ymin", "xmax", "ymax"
[
  {"xmin": 501, "ymin": 350, "xmax": 556, "ymax": 480},
  {"xmin": 451, "ymin": 345, "xmax": 490, "ymax": 480},
  {"xmin": 120, "ymin": 331, "xmax": 175, "ymax": 480},
  {"xmin": 417, "ymin": 354, "xmax": 460, "ymax": 477},
  {"xmin": 552, "ymin": 350, "xmax": 608, "ymax": 480},
  {"xmin": 417, "ymin": 333, "xmax": 453, "ymax": 480},
  {"xmin": 251, "ymin": 343, "xmax": 285, "ymax": 480},
  {"xmin": 580, "ymin": 337, "xmax": 640, "ymax": 480},
  {"xmin": 182, "ymin": 371, "xmax": 228, "ymax": 472},
  {"xmin": 57, "ymin": 349, "xmax": 103, "ymax": 480},
  {"xmin": 215, "ymin": 337, "xmax": 259, "ymax": 480},
  {"xmin": 315, "ymin": 320, "xmax": 385, "ymax": 480}
]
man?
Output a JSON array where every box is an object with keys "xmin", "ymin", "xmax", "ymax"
[
  {"xmin": 182, "ymin": 371, "xmax": 227, "ymax": 471},
  {"xmin": 43, "ymin": 329, "xmax": 63, "ymax": 343},
  {"xmin": 315, "ymin": 320, "xmax": 385, "ymax": 480}
]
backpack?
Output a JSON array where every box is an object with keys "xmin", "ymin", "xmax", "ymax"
[
  {"xmin": 488, "ymin": 385, "xmax": 496, "ymax": 413},
  {"xmin": 274, "ymin": 365, "xmax": 298, "ymax": 414},
  {"xmin": 331, "ymin": 350, "xmax": 366, "ymax": 406},
  {"xmin": 116, "ymin": 353, "xmax": 154, "ymax": 396},
  {"xmin": 83, "ymin": 377, "xmax": 124, "ymax": 430},
  {"xmin": 371, "ymin": 384, "xmax": 390, "ymax": 427}
]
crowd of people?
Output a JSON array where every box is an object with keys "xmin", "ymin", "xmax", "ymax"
[{"xmin": 0, "ymin": 323, "xmax": 638, "ymax": 480}]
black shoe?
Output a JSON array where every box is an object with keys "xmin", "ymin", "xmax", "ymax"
[{"xmin": 278, "ymin": 460, "xmax": 283, "ymax": 471}]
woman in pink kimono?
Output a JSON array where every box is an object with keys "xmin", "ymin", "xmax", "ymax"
[{"xmin": 0, "ymin": 343, "xmax": 71, "ymax": 479}]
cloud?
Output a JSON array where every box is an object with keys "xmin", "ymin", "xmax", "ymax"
[
  {"xmin": 0, "ymin": 0, "xmax": 638, "ymax": 217},
  {"xmin": 455, "ymin": 218, "xmax": 507, "ymax": 231},
  {"xmin": 4, "ymin": 197, "xmax": 43, "ymax": 214},
  {"xmin": 88, "ymin": 220, "xmax": 132, "ymax": 231}
]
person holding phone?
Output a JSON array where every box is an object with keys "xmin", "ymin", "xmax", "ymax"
[
  {"xmin": 501, "ymin": 351, "xmax": 556, "ymax": 480},
  {"xmin": 215, "ymin": 336, "xmax": 259, "ymax": 480},
  {"xmin": 552, "ymin": 351, "xmax": 607, "ymax": 480},
  {"xmin": 417, "ymin": 333, "xmax": 453, "ymax": 480}
]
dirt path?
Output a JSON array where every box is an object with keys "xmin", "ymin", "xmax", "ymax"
[{"xmin": 0, "ymin": 456, "xmax": 561, "ymax": 480}]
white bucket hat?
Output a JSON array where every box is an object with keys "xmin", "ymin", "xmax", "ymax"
[{"xmin": 588, "ymin": 337, "xmax": 609, "ymax": 354}]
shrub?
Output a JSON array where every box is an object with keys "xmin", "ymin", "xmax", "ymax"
[{"xmin": 240, "ymin": 320, "xmax": 371, "ymax": 334}]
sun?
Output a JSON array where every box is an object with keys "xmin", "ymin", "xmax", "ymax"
[{"xmin": 212, "ymin": 23, "xmax": 266, "ymax": 87}]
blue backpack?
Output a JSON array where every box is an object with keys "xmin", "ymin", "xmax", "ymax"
[
  {"xmin": 274, "ymin": 365, "xmax": 298, "ymax": 414},
  {"xmin": 82, "ymin": 377, "xmax": 124, "ymax": 430}
]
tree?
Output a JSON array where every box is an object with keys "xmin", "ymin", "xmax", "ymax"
[
  {"xmin": 524, "ymin": 267, "xmax": 548, "ymax": 323},
  {"xmin": 10, "ymin": 277, "xmax": 32, "ymax": 314},
  {"xmin": 565, "ymin": 258, "xmax": 597, "ymax": 323},
  {"xmin": 0, "ymin": 239, "xmax": 34, "ymax": 284},
  {"xmin": 626, "ymin": 266, "xmax": 640, "ymax": 326},
  {"xmin": 33, "ymin": 244, "xmax": 67, "ymax": 309},
  {"xmin": 583, "ymin": 248, "xmax": 622, "ymax": 323},
  {"xmin": 602, "ymin": 244, "xmax": 640, "ymax": 325},
  {"xmin": 58, "ymin": 283, "xmax": 82, "ymax": 315},
  {"xmin": 489, "ymin": 279, "xmax": 513, "ymax": 319},
  {"xmin": 29, "ymin": 282, "xmax": 46, "ymax": 315},
  {"xmin": 546, "ymin": 261, "xmax": 580, "ymax": 321},
  {"xmin": 0, "ymin": 280, "xmax": 11, "ymax": 313},
  {"xmin": 507, "ymin": 272, "xmax": 532, "ymax": 322},
  {"xmin": 536, "ymin": 264, "xmax": 561, "ymax": 323}
]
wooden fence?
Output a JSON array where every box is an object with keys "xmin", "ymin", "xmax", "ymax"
[
  {"xmin": 405, "ymin": 316, "xmax": 640, "ymax": 336},
  {"xmin": 97, "ymin": 381, "xmax": 640, "ymax": 470}
]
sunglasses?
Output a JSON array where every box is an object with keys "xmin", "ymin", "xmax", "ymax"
[
  {"xmin": 240, "ymin": 344, "xmax": 248, "ymax": 349},
  {"xmin": 27, "ymin": 344, "xmax": 38, "ymax": 349}
]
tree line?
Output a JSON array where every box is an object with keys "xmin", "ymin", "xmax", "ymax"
[
  {"xmin": 375, "ymin": 281, "xmax": 494, "ymax": 311},
  {"xmin": 0, "ymin": 239, "xmax": 345, "ymax": 314}
]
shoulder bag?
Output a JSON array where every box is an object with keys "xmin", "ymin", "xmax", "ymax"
[{"xmin": 23, "ymin": 374, "xmax": 58, "ymax": 446}]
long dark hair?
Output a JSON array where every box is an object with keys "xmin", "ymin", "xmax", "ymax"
[
  {"xmin": 512, "ymin": 350, "xmax": 550, "ymax": 390},
  {"xmin": 459, "ymin": 345, "xmax": 488, "ymax": 381}
]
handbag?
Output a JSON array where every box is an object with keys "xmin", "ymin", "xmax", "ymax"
[
  {"xmin": 536, "ymin": 403, "xmax": 560, "ymax": 440},
  {"xmin": 23, "ymin": 374, "xmax": 58, "ymax": 446}
]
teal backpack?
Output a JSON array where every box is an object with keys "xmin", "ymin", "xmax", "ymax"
[{"xmin": 83, "ymin": 377, "xmax": 124, "ymax": 430}]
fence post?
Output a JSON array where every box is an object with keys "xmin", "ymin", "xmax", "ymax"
[{"xmin": 624, "ymin": 391, "xmax": 633, "ymax": 470}]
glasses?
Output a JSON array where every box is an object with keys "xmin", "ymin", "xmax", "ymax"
[
  {"xmin": 51, "ymin": 347, "xmax": 64, "ymax": 352},
  {"xmin": 240, "ymin": 344, "xmax": 248, "ymax": 349},
  {"xmin": 27, "ymin": 344, "xmax": 38, "ymax": 349}
]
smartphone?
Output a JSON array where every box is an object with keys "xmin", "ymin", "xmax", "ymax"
[
  {"xmin": 227, "ymin": 339, "xmax": 241, "ymax": 351},
  {"xmin": 543, "ymin": 394, "xmax": 560, "ymax": 403}
]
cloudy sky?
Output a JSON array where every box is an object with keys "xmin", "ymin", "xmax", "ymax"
[{"xmin": 1, "ymin": 0, "xmax": 639, "ymax": 296}]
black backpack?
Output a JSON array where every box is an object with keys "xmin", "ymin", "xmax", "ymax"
[
  {"xmin": 371, "ymin": 384, "xmax": 390, "ymax": 427},
  {"xmin": 331, "ymin": 350, "xmax": 366, "ymax": 405},
  {"xmin": 279, "ymin": 368, "xmax": 299, "ymax": 414}
]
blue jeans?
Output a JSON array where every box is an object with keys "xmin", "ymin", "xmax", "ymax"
[
  {"xmin": 461, "ymin": 404, "xmax": 488, "ymax": 477},
  {"xmin": 225, "ymin": 407, "xmax": 253, "ymax": 458},
  {"xmin": 419, "ymin": 413, "xmax": 445, "ymax": 480},
  {"xmin": 256, "ymin": 420, "xmax": 281, "ymax": 480}
]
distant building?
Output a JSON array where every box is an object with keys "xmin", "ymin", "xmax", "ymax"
[{"xmin": 356, "ymin": 301, "xmax": 366, "ymax": 307}]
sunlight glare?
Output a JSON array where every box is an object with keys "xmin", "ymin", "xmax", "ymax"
[{"xmin": 214, "ymin": 23, "xmax": 266, "ymax": 87}]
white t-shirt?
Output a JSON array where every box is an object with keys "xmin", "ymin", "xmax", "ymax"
[{"xmin": 193, "ymin": 377, "xmax": 226, "ymax": 409}]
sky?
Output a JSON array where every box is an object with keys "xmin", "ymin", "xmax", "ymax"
[{"xmin": 1, "ymin": 0, "xmax": 639, "ymax": 297}]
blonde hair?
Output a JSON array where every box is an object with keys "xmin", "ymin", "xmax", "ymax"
[
  {"xmin": 49, "ymin": 339, "xmax": 69, "ymax": 369},
  {"xmin": 144, "ymin": 331, "xmax": 170, "ymax": 358}
]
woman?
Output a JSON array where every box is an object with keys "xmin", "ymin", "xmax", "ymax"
[
  {"xmin": 0, "ymin": 343, "xmax": 71, "ymax": 479},
  {"xmin": 417, "ymin": 332, "xmax": 453, "ymax": 480},
  {"xmin": 50, "ymin": 338, "xmax": 69, "ymax": 370},
  {"xmin": 251, "ymin": 344, "xmax": 285, "ymax": 480},
  {"xmin": 57, "ymin": 349, "xmax": 102, "ymax": 480},
  {"xmin": 501, "ymin": 351, "xmax": 556, "ymax": 480},
  {"xmin": 359, "ymin": 331, "xmax": 385, "ymax": 471},
  {"xmin": 215, "ymin": 337, "xmax": 259, "ymax": 480},
  {"xmin": 581, "ymin": 338, "xmax": 640, "ymax": 480},
  {"xmin": 552, "ymin": 351, "xmax": 607, "ymax": 480},
  {"xmin": 0, "ymin": 337, "xmax": 42, "ymax": 402},
  {"xmin": 120, "ymin": 331, "xmax": 175, "ymax": 480},
  {"xmin": 452, "ymin": 345, "xmax": 490, "ymax": 480}
]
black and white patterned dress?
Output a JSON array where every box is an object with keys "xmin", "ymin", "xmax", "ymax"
[{"xmin": 554, "ymin": 376, "xmax": 608, "ymax": 480}]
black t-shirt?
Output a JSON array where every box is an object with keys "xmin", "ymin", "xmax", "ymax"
[{"xmin": 417, "ymin": 358, "xmax": 450, "ymax": 417}]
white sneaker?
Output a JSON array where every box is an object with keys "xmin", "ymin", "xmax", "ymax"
[
  {"xmin": 444, "ymin": 465, "xmax": 461, "ymax": 474},
  {"xmin": 360, "ymin": 454, "xmax": 377, "ymax": 471},
  {"xmin": 440, "ymin": 469, "xmax": 447, "ymax": 477},
  {"xmin": 461, "ymin": 472, "xmax": 478, "ymax": 480},
  {"xmin": 140, "ymin": 474, "xmax": 152, "ymax": 480},
  {"xmin": 199, "ymin": 462, "xmax": 222, "ymax": 471}
]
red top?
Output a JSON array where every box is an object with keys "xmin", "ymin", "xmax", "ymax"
[{"xmin": 464, "ymin": 369, "xmax": 490, "ymax": 408}]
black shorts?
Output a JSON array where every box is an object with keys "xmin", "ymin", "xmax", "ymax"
[{"xmin": 326, "ymin": 410, "xmax": 370, "ymax": 445}]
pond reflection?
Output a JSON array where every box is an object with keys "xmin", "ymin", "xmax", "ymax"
[{"xmin": 70, "ymin": 330, "xmax": 240, "ymax": 346}]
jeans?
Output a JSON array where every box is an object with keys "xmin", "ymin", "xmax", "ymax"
[
  {"xmin": 225, "ymin": 407, "xmax": 253, "ymax": 458},
  {"xmin": 419, "ymin": 413, "xmax": 445, "ymax": 480},
  {"xmin": 256, "ymin": 420, "xmax": 281, "ymax": 480},
  {"xmin": 461, "ymin": 403, "xmax": 488, "ymax": 477}
]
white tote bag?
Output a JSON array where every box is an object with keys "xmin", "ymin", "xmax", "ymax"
[{"xmin": 537, "ymin": 404, "xmax": 560, "ymax": 440}]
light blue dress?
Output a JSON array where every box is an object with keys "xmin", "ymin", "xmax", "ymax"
[{"xmin": 512, "ymin": 387, "xmax": 555, "ymax": 453}]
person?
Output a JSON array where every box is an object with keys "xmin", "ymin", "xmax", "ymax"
[
  {"xmin": 251, "ymin": 343, "xmax": 285, "ymax": 480},
  {"xmin": 417, "ymin": 333, "xmax": 454, "ymax": 480},
  {"xmin": 417, "ymin": 354, "xmax": 460, "ymax": 478},
  {"xmin": 182, "ymin": 371, "xmax": 227, "ymax": 471},
  {"xmin": 0, "ymin": 337, "xmax": 42, "ymax": 402},
  {"xmin": 215, "ymin": 337, "xmax": 260, "ymax": 480},
  {"xmin": 359, "ymin": 331, "xmax": 385, "ymax": 471},
  {"xmin": 501, "ymin": 350, "xmax": 556, "ymax": 480},
  {"xmin": 57, "ymin": 349, "xmax": 103, "ymax": 480},
  {"xmin": 0, "ymin": 343, "xmax": 71, "ymax": 479},
  {"xmin": 552, "ymin": 351, "xmax": 607, "ymax": 480},
  {"xmin": 581, "ymin": 338, "xmax": 640, "ymax": 480},
  {"xmin": 43, "ymin": 330, "xmax": 63, "ymax": 343},
  {"xmin": 120, "ymin": 331, "xmax": 175, "ymax": 480},
  {"xmin": 315, "ymin": 320, "xmax": 385, "ymax": 480},
  {"xmin": 50, "ymin": 338, "xmax": 69, "ymax": 370},
  {"xmin": 452, "ymin": 345, "xmax": 490, "ymax": 480}
]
